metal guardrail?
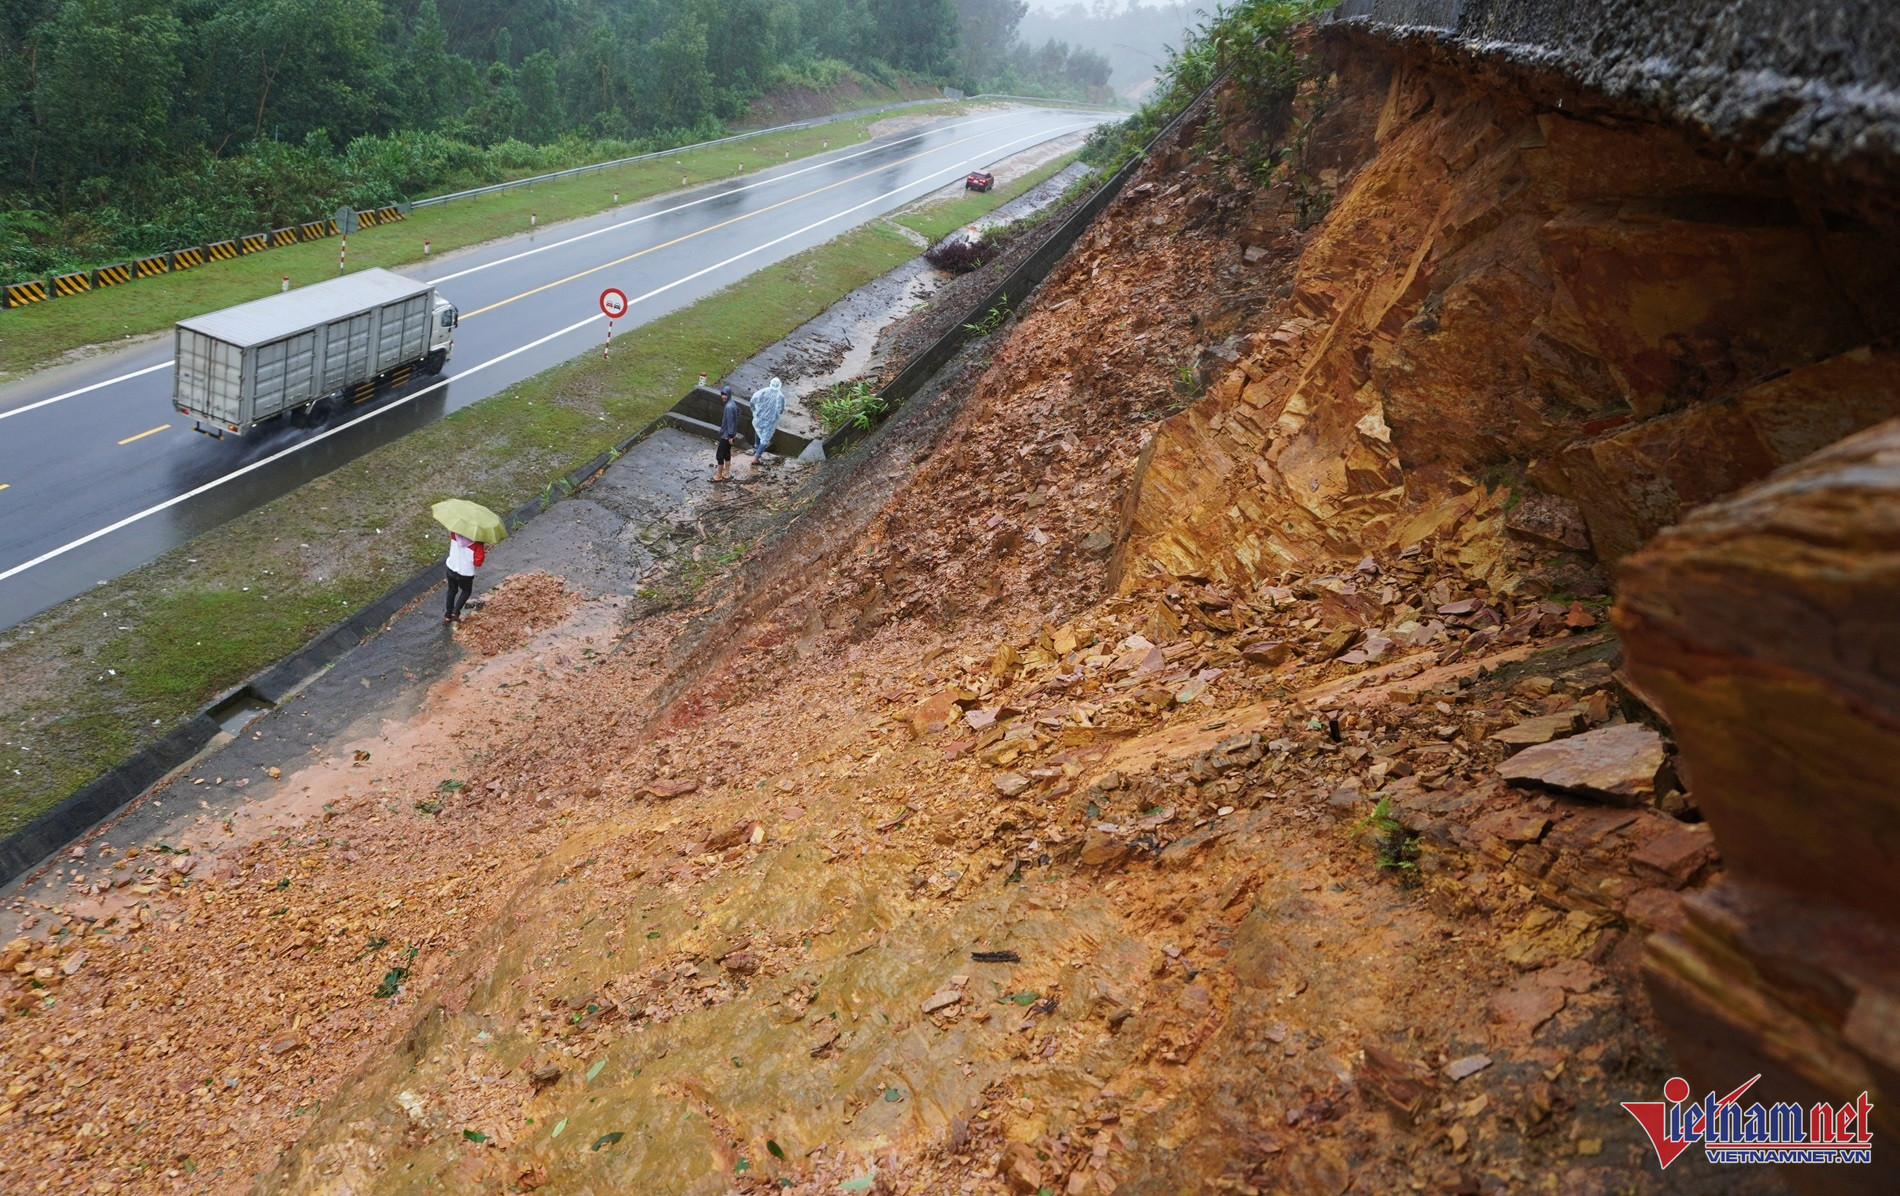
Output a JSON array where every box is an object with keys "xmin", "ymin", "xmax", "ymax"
[
  {"xmin": 1, "ymin": 93, "xmax": 1124, "ymax": 307},
  {"xmin": 408, "ymin": 93, "xmax": 1121, "ymax": 211}
]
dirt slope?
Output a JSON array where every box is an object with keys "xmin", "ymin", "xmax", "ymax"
[{"xmin": 11, "ymin": 25, "xmax": 1883, "ymax": 1196}]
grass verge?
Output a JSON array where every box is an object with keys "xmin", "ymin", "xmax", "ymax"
[
  {"xmin": 0, "ymin": 107, "xmax": 974, "ymax": 382},
  {"xmin": 891, "ymin": 150, "xmax": 1084, "ymax": 242},
  {"xmin": 0, "ymin": 220, "xmax": 921, "ymax": 838}
]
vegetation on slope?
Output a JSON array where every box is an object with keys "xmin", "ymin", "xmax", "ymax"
[{"xmin": 1081, "ymin": 0, "xmax": 1338, "ymax": 173}]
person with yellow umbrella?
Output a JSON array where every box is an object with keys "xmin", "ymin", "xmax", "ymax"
[{"xmin": 431, "ymin": 499, "xmax": 507, "ymax": 624}]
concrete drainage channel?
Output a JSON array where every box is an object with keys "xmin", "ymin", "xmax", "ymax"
[{"xmin": 0, "ymin": 91, "xmax": 1204, "ymax": 889}]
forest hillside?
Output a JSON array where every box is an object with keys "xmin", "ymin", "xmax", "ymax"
[{"xmin": 0, "ymin": 0, "xmax": 1110, "ymax": 278}]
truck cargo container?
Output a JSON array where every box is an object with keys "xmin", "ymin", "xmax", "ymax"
[{"xmin": 172, "ymin": 268, "xmax": 457, "ymax": 438}]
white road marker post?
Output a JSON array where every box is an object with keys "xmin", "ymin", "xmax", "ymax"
[
  {"xmin": 338, "ymin": 236, "xmax": 347, "ymax": 272},
  {"xmin": 281, "ymin": 276, "xmax": 289, "ymax": 292}
]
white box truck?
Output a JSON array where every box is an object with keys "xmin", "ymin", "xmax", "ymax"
[{"xmin": 172, "ymin": 268, "xmax": 457, "ymax": 438}]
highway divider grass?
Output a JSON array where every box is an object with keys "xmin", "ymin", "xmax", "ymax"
[
  {"xmin": 0, "ymin": 107, "xmax": 977, "ymax": 383},
  {"xmin": 0, "ymin": 220, "xmax": 922, "ymax": 838}
]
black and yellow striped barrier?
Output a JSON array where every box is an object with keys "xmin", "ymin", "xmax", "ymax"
[
  {"xmin": 6, "ymin": 202, "xmax": 412, "ymax": 305},
  {"xmin": 5, "ymin": 280, "xmax": 48, "ymax": 307}
]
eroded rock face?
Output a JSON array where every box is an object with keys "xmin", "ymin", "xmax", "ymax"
[
  {"xmin": 1113, "ymin": 45, "xmax": 1900, "ymax": 594},
  {"xmin": 1616, "ymin": 417, "xmax": 1900, "ymax": 918},
  {"xmin": 1617, "ymin": 416, "xmax": 1900, "ymax": 1193}
]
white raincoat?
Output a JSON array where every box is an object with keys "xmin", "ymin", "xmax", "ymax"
[{"xmin": 750, "ymin": 377, "xmax": 786, "ymax": 457}]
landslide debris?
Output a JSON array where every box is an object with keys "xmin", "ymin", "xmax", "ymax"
[{"xmin": 9, "ymin": 17, "xmax": 1878, "ymax": 1196}]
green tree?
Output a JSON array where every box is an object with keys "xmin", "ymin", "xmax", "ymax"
[
  {"xmin": 462, "ymin": 60, "xmax": 522, "ymax": 145},
  {"xmin": 953, "ymin": 0, "xmax": 1025, "ymax": 82},
  {"xmin": 873, "ymin": 0, "xmax": 959, "ymax": 74},
  {"xmin": 645, "ymin": 8, "xmax": 711, "ymax": 132},
  {"xmin": 516, "ymin": 48, "xmax": 560, "ymax": 142},
  {"xmin": 404, "ymin": 0, "xmax": 458, "ymax": 128},
  {"xmin": 32, "ymin": 0, "xmax": 183, "ymax": 195},
  {"xmin": 192, "ymin": 0, "xmax": 388, "ymax": 146}
]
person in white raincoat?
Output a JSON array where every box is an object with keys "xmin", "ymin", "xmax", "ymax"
[{"xmin": 749, "ymin": 377, "xmax": 786, "ymax": 463}]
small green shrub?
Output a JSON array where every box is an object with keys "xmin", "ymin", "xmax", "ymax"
[
  {"xmin": 818, "ymin": 381, "xmax": 889, "ymax": 433},
  {"xmin": 1356, "ymin": 797, "xmax": 1419, "ymax": 872},
  {"xmin": 964, "ymin": 294, "xmax": 1013, "ymax": 336}
]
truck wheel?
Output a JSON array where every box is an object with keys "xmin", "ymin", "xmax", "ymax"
[{"xmin": 423, "ymin": 349, "xmax": 447, "ymax": 376}]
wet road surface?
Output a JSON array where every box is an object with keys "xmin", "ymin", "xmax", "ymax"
[{"xmin": 0, "ymin": 107, "xmax": 1103, "ymax": 629}]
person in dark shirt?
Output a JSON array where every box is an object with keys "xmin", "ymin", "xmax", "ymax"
[{"xmin": 714, "ymin": 384, "xmax": 739, "ymax": 482}]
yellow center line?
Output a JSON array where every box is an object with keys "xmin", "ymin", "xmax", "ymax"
[
  {"xmin": 459, "ymin": 117, "xmax": 1052, "ymax": 321},
  {"xmin": 118, "ymin": 424, "xmax": 171, "ymax": 445},
  {"xmin": 0, "ymin": 483, "xmax": 9, "ymax": 491}
]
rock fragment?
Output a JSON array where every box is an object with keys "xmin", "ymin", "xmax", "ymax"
[
  {"xmin": 921, "ymin": 990, "xmax": 961, "ymax": 1015},
  {"xmin": 1499, "ymin": 723, "xmax": 1666, "ymax": 804},
  {"xmin": 1488, "ymin": 711, "xmax": 1583, "ymax": 752}
]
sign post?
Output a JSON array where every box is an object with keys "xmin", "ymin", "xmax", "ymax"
[{"xmin": 599, "ymin": 287, "xmax": 628, "ymax": 359}]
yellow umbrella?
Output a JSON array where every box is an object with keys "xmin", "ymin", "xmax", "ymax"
[{"xmin": 431, "ymin": 499, "xmax": 507, "ymax": 544}]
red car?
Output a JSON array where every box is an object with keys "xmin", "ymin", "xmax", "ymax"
[{"xmin": 965, "ymin": 171, "xmax": 994, "ymax": 192}]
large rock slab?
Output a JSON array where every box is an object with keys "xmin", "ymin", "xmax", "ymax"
[
  {"xmin": 1620, "ymin": 417, "xmax": 1900, "ymax": 1183},
  {"xmin": 1497, "ymin": 722, "xmax": 1664, "ymax": 805}
]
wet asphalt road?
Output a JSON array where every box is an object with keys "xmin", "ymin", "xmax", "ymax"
[{"xmin": 0, "ymin": 107, "xmax": 1103, "ymax": 630}]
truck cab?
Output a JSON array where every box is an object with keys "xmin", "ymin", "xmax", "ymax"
[{"xmin": 428, "ymin": 296, "xmax": 458, "ymax": 373}]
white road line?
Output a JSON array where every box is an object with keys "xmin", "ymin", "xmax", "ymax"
[
  {"xmin": 603, "ymin": 122, "xmax": 1095, "ymax": 322},
  {"xmin": 0, "ymin": 317, "xmax": 596, "ymax": 585},
  {"xmin": 461, "ymin": 115, "xmax": 1080, "ymax": 319},
  {"xmin": 0, "ymin": 119, "xmax": 1092, "ymax": 585},
  {"xmin": 0, "ymin": 360, "xmax": 172, "ymax": 423},
  {"xmin": 0, "ymin": 112, "xmax": 1097, "ymax": 426},
  {"xmin": 427, "ymin": 112, "xmax": 1039, "ymax": 285}
]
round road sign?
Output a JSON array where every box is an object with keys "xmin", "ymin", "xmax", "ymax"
[{"xmin": 599, "ymin": 287, "xmax": 628, "ymax": 319}]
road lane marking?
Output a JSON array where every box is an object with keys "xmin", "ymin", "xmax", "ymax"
[
  {"xmin": 0, "ymin": 119, "xmax": 1033, "ymax": 424},
  {"xmin": 461, "ymin": 116, "xmax": 1084, "ymax": 319},
  {"xmin": 0, "ymin": 316, "xmax": 598, "ymax": 586},
  {"xmin": 117, "ymin": 424, "xmax": 171, "ymax": 445},
  {"xmin": 0, "ymin": 484, "xmax": 8, "ymax": 491},
  {"xmin": 0, "ymin": 112, "xmax": 1099, "ymax": 425},
  {"xmin": 0, "ymin": 360, "xmax": 173, "ymax": 423},
  {"xmin": 427, "ymin": 113, "xmax": 1038, "ymax": 285},
  {"xmin": 598, "ymin": 122, "xmax": 1096, "ymax": 327},
  {"xmin": 0, "ymin": 120, "xmax": 1093, "ymax": 587}
]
